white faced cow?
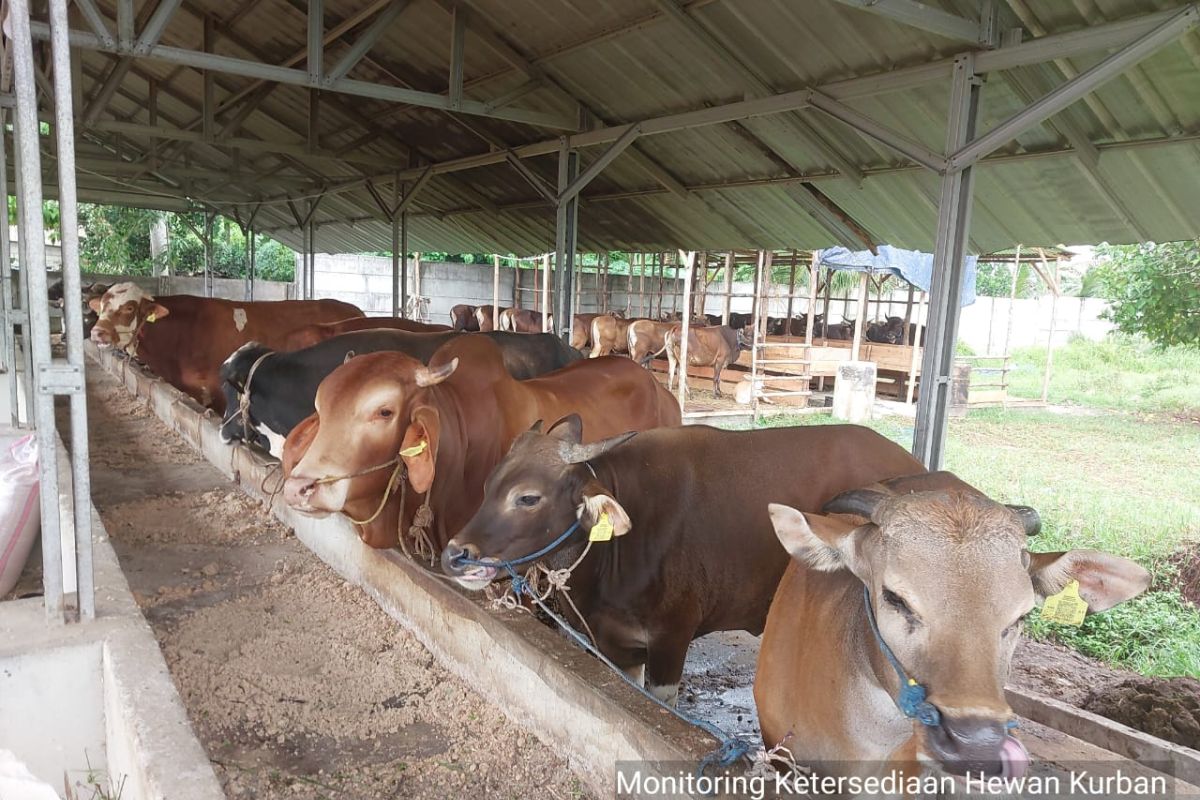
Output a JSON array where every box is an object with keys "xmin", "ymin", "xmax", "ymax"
[{"xmin": 755, "ymin": 479, "xmax": 1149, "ymax": 786}]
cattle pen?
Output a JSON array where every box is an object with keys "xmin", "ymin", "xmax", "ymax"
[{"xmin": 3, "ymin": 0, "xmax": 1200, "ymax": 797}]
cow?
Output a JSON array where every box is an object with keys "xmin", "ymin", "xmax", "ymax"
[
  {"xmin": 220, "ymin": 330, "xmax": 582, "ymax": 456},
  {"xmin": 449, "ymin": 304, "xmax": 479, "ymax": 331},
  {"xmin": 282, "ymin": 316, "xmax": 450, "ymax": 350},
  {"xmin": 88, "ymin": 282, "xmax": 362, "ymax": 412},
  {"xmin": 49, "ymin": 279, "xmax": 109, "ymax": 339},
  {"xmin": 280, "ymin": 336, "xmax": 680, "ymax": 551},
  {"xmin": 475, "ymin": 305, "xmax": 509, "ymax": 332},
  {"xmin": 500, "ymin": 308, "xmax": 552, "ymax": 333},
  {"xmin": 756, "ymin": 478, "xmax": 1148, "ymax": 783},
  {"xmin": 589, "ymin": 315, "xmax": 642, "ymax": 358},
  {"xmin": 626, "ymin": 319, "xmax": 676, "ymax": 367},
  {"xmin": 438, "ymin": 423, "xmax": 1010, "ymax": 706},
  {"xmin": 728, "ymin": 312, "xmax": 755, "ymax": 330},
  {"xmin": 866, "ymin": 316, "xmax": 907, "ymax": 345},
  {"xmin": 784, "ymin": 313, "xmax": 823, "ymax": 338},
  {"xmin": 664, "ymin": 324, "xmax": 748, "ymax": 398},
  {"xmin": 822, "ymin": 318, "xmax": 857, "ymax": 341},
  {"xmin": 570, "ymin": 312, "xmax": 621, "ymax": 350}
]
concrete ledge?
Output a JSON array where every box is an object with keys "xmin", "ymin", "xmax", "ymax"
[{"xmin": 88, "ymin": 345, "xmax": 726, "ymax": 798}]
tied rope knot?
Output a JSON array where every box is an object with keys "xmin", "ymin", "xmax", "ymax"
[{"xmin": 404, "ymin": 502, "xmax": 437, "ymax": 566}]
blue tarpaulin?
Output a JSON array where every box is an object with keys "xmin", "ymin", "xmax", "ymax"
[{"xmin": 815, "ymin": 245, "xmax": 977, "ymax": 307}]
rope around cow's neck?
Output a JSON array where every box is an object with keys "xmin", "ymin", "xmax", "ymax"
[
  {"xmin": 309, "ymin": 440, "xmax": 428, "ymax": 527},
  {"xmin": 236, "ymin": 350, "xmax": 274, "ymax": 441}
]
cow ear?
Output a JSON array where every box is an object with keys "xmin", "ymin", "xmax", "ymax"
[
  {"xmin": 577, "ymin": 481, "xmax": 632, "ymax": 538},
  {"xmin": 88, "ymin": 296, "xmax": 103, "ymax": 312},
  {"xmin": 547, "ymin": 414, "xmax": 583, "ymax": 445},
  {"xmin": 1028, "ymin": 550, "xmax": 1150, "ymax": 613},
  {"xmin": 140, "ymin": 299, "xmax": 169, "ymax": 321},
  {"xmin": 401, "ymin": 406, "xmax": 441, "ymax": 494},
  {"xmin": 282, "ymin": 414, "xmax": 319, "ymax": 478},
  {"xmin": 769, "ymin": 504, "xmax": 866, "ymax": 574}
]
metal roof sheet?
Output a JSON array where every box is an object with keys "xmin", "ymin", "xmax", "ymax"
[{"xmin": 48, "ymin": 0, "xmax": 1200, "ymax": 256}]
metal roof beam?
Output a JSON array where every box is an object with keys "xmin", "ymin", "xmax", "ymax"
[
  {"xmin": 448, "ymin": 4, "xmax": 466, "ymax": 109},
  {"xmin": 558, "ymin": 123, "xmax": 641, "ymax": 204},
  {"xmin": 308, "ymin": 0, "xmax": 324, "ymax": 83},
  {"xmin": 484, "ymin": 78, "xmax": 541, "ymax": 111},
  {"xmin": 28, "ymin": 23, "xmax": 579, "ymax": 130},
  {"xmin": 117, "ymin": 0, "xmax": 134, "ymax": 49},
  {"xmin": 80, "ymin": 56, "xmax": 133, "ymax": 127},
  {"xmin": 783, "ymin": 184, "xmax": 878, "ymax": 250},
  {"xmin": 808, "ymin": 91, "xmax": 947, "ymax": 172},
  {"xmin": 829, "ymin": 0, "xmax": 983, "ymax": 44},
  {"xmin": 949, "ymin": 5, "xmax": 1199, "ymax": 170},
  {"xmin": 324, "ymin": 0, "xmax": 411, "ymax": 84},
  {"xmin": 504, "ymin": 151, "xmax": 558, "ymax": 206},
  {"xmin": 134, "ymin": 0, "xmax": 185, "ymax": 54},
  {"xmin": 74, "ymin": 0, "xmax": 115, "ymax": 49}
]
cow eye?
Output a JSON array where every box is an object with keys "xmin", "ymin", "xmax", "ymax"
[
  {"xmin": 882, "ymin": 588, "xmax": 916, "ymax": 620},
  {"xmin": 377, "ymin": 408, "xmax": 393, "ymax": 419},
  {"xmin": 515, "ymin": 494, "xmax": 541, "ymax": 508}
]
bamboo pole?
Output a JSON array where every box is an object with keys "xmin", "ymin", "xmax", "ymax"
[
  {"xmin": 906, "ymin": 291, "xmax": 928, "ymax": 405},
  {"xmin": 805, "ymin": 251, "xmax": 818, "ymax": 346},
  {"xmin": 676, "ymin": 250, "xmax": 696, "ymax": 411},
  {"xmin": 492, "ymin": 254, "xmax": 501, "ymax": 331},
  {"xmin": 1041, "ymin": 249, "xmax": 1060, "ymax": 404},
  {"xmin": 722, "ymin": 252, "xmax": 734, "ymax": 326},
  {"xmin": 851, "ymin": 271, "xmax": 868, "ymax": 359},
  {"xmin": 542, "ymin": 253, "xmax": 551, "ymax": 331}
]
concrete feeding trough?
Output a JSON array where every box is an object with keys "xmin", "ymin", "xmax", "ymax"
[{"xmin": 0, "ymin": 427, "xmax": 224, "ymax": 800}]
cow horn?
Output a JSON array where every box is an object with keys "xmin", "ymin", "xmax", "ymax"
[
  {"xmin": 415, "ymin": 357, "xmax": 459, "ymax": 387},
  {"xmin": 1006, "ymin": 504, "xmax": 1042, "ymax": 536},
  {"xmin": 560, "ymin": 430, "xmax": 638, "ymax": 465},
  {"xmin": 528, "ymin": 419, "xmax": 544, "ymax": 434},
  {"xmin": 822, "ymin": 488, "xmax": 890, "ymax": 523},
  {"xmin": 343, "ymin": 350, "xmax": 356, "ymax": 365}
]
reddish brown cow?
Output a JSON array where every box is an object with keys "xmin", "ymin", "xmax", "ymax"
[
  {"xmin": 589, "ymin": 315, "xmax": 640, "ymax": 357},
  {"xmin": 500, "ymin": 308, "xmax": 552, "ymax": 333},
  {"xmin": 757, "ymin": 475, "xmax": 1146, "ymax": 782},
  {"xmin": 282, "ymin": 316, "xmax": 450, "ymax": 350},
  {"xmin": 625, "ymin": 319, "xmax": 675, "ymax": 366},
  {"xmin": 475, "ymin": 305, "xmax": 509, "ymax": 332},
  {"xmin": 282, "ymin": 336, "xmax": 680, "ymax": 551},
  {"xmin": 449, "ymin": 304, "xmax": 479, "ymax": 331},
  {"xmin": 88, "ymin": 282, "xmax": 361, "ymax": 412},
  {"xmin": 664, "ymin": 324, "xmax": 748, "ymax": 397},
  {"xmin": 441, "ymin": 423, "xmax": 937, "ymax": 705}
]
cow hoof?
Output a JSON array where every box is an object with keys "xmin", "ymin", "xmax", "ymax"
[{"xmin": 648, "ymin": 683, "xmax": 679, "ymax": 707}]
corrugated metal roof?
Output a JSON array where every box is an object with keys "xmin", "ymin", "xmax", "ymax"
[{"xmin": 52, "ymin": 0, "xmax": 1200, "ymax": 256}]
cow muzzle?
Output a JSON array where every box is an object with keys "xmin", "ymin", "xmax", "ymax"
[
  {"xmin": 923, "ymin": 715, "xmax": 1028, "ymax": 779},
  {"xmin": 282, "ymin": 475, "xmax": 340, "ymax": 516},
  {"xmin": 441, "ymin": 541, "xmax": 499, "ymax": 590}
]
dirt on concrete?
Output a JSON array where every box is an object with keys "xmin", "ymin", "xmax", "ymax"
[
  {"xmin": 1082, "ymin": 677, "xmax": 1200, "ymax": 750},
  {"xmin": 80, "ymin": 364, "xmax": 591, "ymax": 799}
]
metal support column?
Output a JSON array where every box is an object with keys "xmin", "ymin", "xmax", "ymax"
[
  {"xmin": 203, "ymin": 212, "xmax": 215, "ymax": 297},
  {"xmin": 913, "ymin": 54, "xmax": 981, "ymax": 468},
  {"xmin": 0, "ymin": 115, "xmax": 16, "ymax": 426},
  {"xmin": 400, "ymin": 210, "xmax": 409, "ymax": 316},
  {"xmin": 13, "ymin": 140, "xmax": 35, "ymax": 426},
  {"xmin": 391, "ymin": 211, "xmax": 400, "ymax": 317},
  {"xmin": 553, "ymin": 143, "xmax": 579, "ymax": 342}
]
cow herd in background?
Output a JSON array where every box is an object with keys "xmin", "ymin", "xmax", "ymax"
[{"xmin": 78, "ymin": 281, "xmax": 1149, "ymax": 786}]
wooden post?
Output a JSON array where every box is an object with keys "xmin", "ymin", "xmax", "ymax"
[
  {"xmin": 722, "ymin": 252, "xmax": 734, "ymax": 326},
  {"xmin": 851, "ymin": 271, "xmax": 868, "ymax": 359},
  {"xmin": 1004, "ymin": 245, "xmax": 1022, "ymax": 358},
  {"xmin": 902, "ymin": 284, "xmax": 915, "ymax": 345},
  {"xmin": 676, "ymin": 250, "xmax": 696, "ymax": 411},
  {"xmin": 492, "ymin": 254, "xmax": 501, "ymax": 331},
  {"xmin": 512, "ymin": 257, "xmax": 521, "ymax": 309},
  {"xmin": 600, "ymin": 252, "xmax": 608, "ymax": 313},
  {"xmin": 638, "ymin": 253, "xmax": 646, "ymax": 318},
  {"xmin": 541, "ymin": 253, "xmax": 552, "ymax": 331},
  {"xmin": 821, "ymin": 266, "xmax": 833, "ymax": 342},
  {"xmin": 655, "ymin": 253, "xmax": 665, "ymax": 319},
  {"xmin": 1041, "ymin": 250, "xmax": 1059, "ymax": 404},
  {"xmin": 906, "ymin": 291, "xmax": 928, "ymax": 405},
  {"xmin": 533, "ymin": 259, "xmax": 540, "ymax": 312},
  {"xmin": 786, "ymin": 249, "xmax": 797, "ymax": 334},
  {"xmin": 670, "ymin": 255, "xmax": 679, "ymax": 319},
  {"xmin": 805, "ymin": 251, "xmax": 818, "ymax": 346}
]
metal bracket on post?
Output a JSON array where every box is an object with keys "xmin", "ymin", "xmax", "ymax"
[{"xmin": 37, "ymin": 363, "xmax": 85, "ymax": 395}]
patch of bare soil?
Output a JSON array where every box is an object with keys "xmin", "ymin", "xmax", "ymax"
[
  {"xmin": 1170, "ymin": 542, "xmax": 1200, "ymax": 607},
  {"xmin": 1009, "ymin": 638, "xmax": 1137, "ymax": 706},
  {"xmin": 83, "ymin": 363, "xmax": 591, "ymax": 799},
  {"xmin": 1082, "ymin": 677, "xmax": 1200, "ymax": 750}
]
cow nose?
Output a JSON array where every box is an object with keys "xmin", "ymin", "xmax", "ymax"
[
  {"xmin": 90, "ymin": 326, "xmax": 111, "ymax": 344},
  {"xmin": 282, "ymin": 476, "xmax": 317, "ymax": 507},
  {"xmin": 924, "ymin": 715, "xmax": 1008, "ymax": 777},
  {"xmin": 441, "ymin": 541, "xmax": 477, "ymax": 576}
]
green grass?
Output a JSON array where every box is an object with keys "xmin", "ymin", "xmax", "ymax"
[
  {"xmin": 998, "ymin": 335, "xmax": 1200, "ymax": 416},
  {"xmin": 753, "ymin": 404, "xmax": 1200, "ymax": 677}
]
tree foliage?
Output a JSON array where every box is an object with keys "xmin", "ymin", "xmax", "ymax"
[{"xmin": 1092, "ymin": 241, "xmax": 1200, "ymax": 349}]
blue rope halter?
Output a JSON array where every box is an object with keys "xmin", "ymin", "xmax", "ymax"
[
  {"xmin": 448, "ymin": 519, "xmax": 750, "ymax": 774},
  {"xmin": 862, "ymin": 585, "xmax": 942, "ymax": 728}
]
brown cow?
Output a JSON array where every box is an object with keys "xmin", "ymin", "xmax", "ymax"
[
  {"xmin": 282, "ymin": 316, "xmax": 450, "ymax": 350},
  {"xmin": 571, "ymin": 312, "xmax": 620, "ymax": 350},
  {"xmin": 756, "ymin": 478, "xmax": 1148, "ymax": 782},
  {"xmin": 866, "ymin": 316, "xmax": 906, "ymax": 344},
  {"xmin": 449, "ymin": 304, "xmax": 479, "ymax": 331},
  {"xmin": 664, "ymin": 324, "xmax": 748, "ymax": 397},
  {"xmin": 626, "ymin": 319, "xmax": 676, "ymax": 367},
  {"xmin": 500, "ymin": 308, "xmax": 552, "ymax": 333},
  {"xmin": 281, "ymin": 337, "xmax": 680, "ymax": 551},
  {"xmin": 475, "ymin": 305, "xmax": 510, "ymax": 332},
  {"xmin": 441, "ymin": 423, "xmax": 950, "ymax": 705},
  {"xmin": 88, "ymin": 282, "xmax": 361, "ymax": 412},
  {"xmin": 589, "ymin": 315, "xmax": 641, "ymax": 357}
]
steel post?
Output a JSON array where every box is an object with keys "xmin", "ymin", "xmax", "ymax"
[
  {"xmin": 400, "ymin": 210, "xmax": 409, "ymax": 315},
  {"xmin": 0, "ymin": 115, "xmax": 15, "ymax": 424},
  {"xmin": 553, "ymin": 145, "xmax": 578, "ymax": 342},
  {"xmin": 913, "ymin": 54, "xmax": 981, "ymax": 468},
  {"xmin": 391, "ymin": 211, "xmax": 400, "ymax": 316}
]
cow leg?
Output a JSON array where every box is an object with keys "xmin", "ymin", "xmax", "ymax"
[
  {"xmin": 624, "ymin": 664, "xmax": 646, "ymax": 688},
  {"xmin": 645, "ymin": 631, "xmax": 692, "ymax": 708},
  {"xmin": 712, "ymin": 364, "xmax": 723, "ymax": 398}
]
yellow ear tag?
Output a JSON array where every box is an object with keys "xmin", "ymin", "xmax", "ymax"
[
  {"xmin": 589, "ymin": 512, "xmax": 614, "ymax": 542},
  {"xmin": 399, "ymin": 440, "xmax": 428, "ymax": 458},
  {"xmin": 146, "ymin": 312, "xmax": 157, "ymax": 323},
  {"xmin": 1042, "ymin": 579, "xmax": 1088, "ymax": 626}
]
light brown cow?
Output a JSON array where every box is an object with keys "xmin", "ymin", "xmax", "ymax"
[
  {"xmin": 88, "ymin": 282, "xmax": 361, "ymax": 412},
  {"xmin": 590, "ymin": 315, "xmax": 640, "ymax": 357},
  {"xmin": 281, "ymin": 336, "xmax": 680, "ymax": 550},
  {"xmin": 626, "ymin": 319, "xmax": 676, "ymax": 367},
  {"xmin": 475, "ymin": 305, "xmax": 509, "ymax": 332},
  {"xmin": 664, "ymin": 324, "xmax": 748, "ymax": 398},
  {"xmin": 499, "ymin": 308, "xmax": 552, "ymax": 333},
  {"xmin": 282, "ymin": 316, "xmax": 450, "ymax": 350},
  {"xmin": 756, "ymin": 478, "xmax": 1149, "ymax": 783}
]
